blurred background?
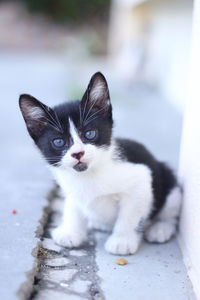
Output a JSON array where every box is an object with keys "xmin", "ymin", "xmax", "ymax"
[{"xmin": 0, "ymin": 0, "xmax": 193, "ymax": 170}]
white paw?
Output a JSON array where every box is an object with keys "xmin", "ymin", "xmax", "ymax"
[
  {"xmin": 105, "ymin": 233, "xmax": 141, "ymax": 255},
  {"xmin": 145, "ymin": 221, "xmax": 176, "ymax": 243},
  {"xmin": 52, "ymin": 226, "xmax": 86, "ymax": 248}
]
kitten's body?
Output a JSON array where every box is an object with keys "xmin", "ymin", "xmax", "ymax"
[{"xmin": 19, "ymin": 72, "xmax": 181, "ymax": 255}]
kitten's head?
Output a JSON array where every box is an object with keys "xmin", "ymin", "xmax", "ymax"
[{"xmin": 19, "ymin": 72, "xmax": 113, "ymax": 172}]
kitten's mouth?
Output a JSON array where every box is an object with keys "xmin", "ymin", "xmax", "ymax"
[{"xmin": 73, "ymin": 161, "xmax": 88, "ymax": 172}]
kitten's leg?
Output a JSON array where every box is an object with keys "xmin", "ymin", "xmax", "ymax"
[
  {"xmin": 145, "ymin": 186, "xmax": 181, "ymax": 243},
  {"xmin": 52, "ymin": 197, "xmax": 87, "ymax": 248},
  {"xmin": 105, "ymin": 192, "xmax": 152, "ymax": 255}
]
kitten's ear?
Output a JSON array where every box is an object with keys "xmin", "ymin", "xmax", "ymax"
[
  {"xmin": 19, "ymin": 94, "xmax": 56, "ymax": 140},
  {"xmin": 80, "ymin": 72, "xmax": 111, "ymax": 122}
]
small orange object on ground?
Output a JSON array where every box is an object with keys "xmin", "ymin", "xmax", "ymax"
[
  {"xmin": 116, "ymin": 258, "xmax": 128, "ymax": 265},
  {"xmin": 12, "ymin": 209, "xmax": 17, "ymax": 214}
]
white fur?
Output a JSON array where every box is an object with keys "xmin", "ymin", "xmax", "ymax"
[
  {"xmin": 52, "ymin": 196, "xmax": 87, "ymax": 247},
  {"xmin": 60, "ymin": 119, "xmax": 98, "ymax": 170},
  {"xmin": 27, "ymin": 106, "xmax": 44, "ymax": 119},
  {"xmin": 90, "ymin": 79, "xmax": 106, "ymax": 102},
  {"xmin": 50, "ymin": 120, "xmax": 154, "ymax": 255},
  {"xmin": 145, "ymin": 186, "xmax": 181, "ymax": 243},
  {"xmin": 158, "ymin": 186, "xmax": 181, "ymax": 221}
]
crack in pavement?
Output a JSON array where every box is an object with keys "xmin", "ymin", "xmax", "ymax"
[{"xmin": 29, "ymin": 187, "xmax": 104, "ymax": 300}]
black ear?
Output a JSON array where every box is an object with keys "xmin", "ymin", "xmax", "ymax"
[
  {"xmin": 19, "ymin": 94, "xmax": 62, "ymax": 140},
  {"xmin": 80, "ymin": 72, "xmax": 112, "ymax": 125}
]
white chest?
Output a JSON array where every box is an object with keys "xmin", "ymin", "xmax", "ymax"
[
  {"xmin": 50, "ymin": 161, "xmax": 152, "ymax": 227},
  {"xmin": 83, "ymin": 193, "xmax": 120, "ymax": 226}
]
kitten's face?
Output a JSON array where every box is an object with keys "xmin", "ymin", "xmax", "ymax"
[{"xmin": 19, "ymin": 72, "xmax": 113, "ymax": 172}]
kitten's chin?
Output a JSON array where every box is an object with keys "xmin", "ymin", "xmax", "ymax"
[{"xmin": 73, "ymin": 162, "xmax": 88, "ymax": 172}]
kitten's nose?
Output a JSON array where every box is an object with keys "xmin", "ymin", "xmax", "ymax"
[{"xmin": 71, "ymin": 151, "xmax": 85, "ymax": 160}]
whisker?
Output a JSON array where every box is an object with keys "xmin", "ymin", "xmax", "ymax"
[
  {"xmin": 79, "ymin": 105, "xmax": 83, "ymax": 126},
  {"xmin": 40, "ymin": 104, "xmax": 63, "ymax": 132},
  {"xmin": 45, "ymin": 156, "xmax": 63, "ymax": 160},
  {"xmin": 83, "ymin": 115, "xmax": 99, "ymax": 126},
  {"xmin": 48, "ymin": 162, "xmax": 61, "ymax": 166},
  {"xmin": 45, "ymin": 158, "xmax": 62, "ymax": 162},
  {"xmin": 83, "ymin": 104, "xmax": 108, "ymax": 125},
  {"xmin": 44, "ymin": 156, "xmax": 65, "ymax": 159},
  {"xmin": 81, "ymin": 89, "xmax": 90, "ymax": 125},
  {"xmin": 36, "ymin": 118, "xmax": 61, "ymax": 132},
  {"xmin": 83, "ymin": 95, "xmax": 101, "ymax": 123},
  {"xmin": 54, "ymin": 111, "xmax": 63, "ymax": 133}
]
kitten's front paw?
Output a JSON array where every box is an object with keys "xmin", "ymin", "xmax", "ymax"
[
  {"xmin": 105, "ymin": 233, "xmax": 141, "ymax": 255},
  {"xmin": 52, "ymin": 226, "xmax": 86, "ymax": 248}
]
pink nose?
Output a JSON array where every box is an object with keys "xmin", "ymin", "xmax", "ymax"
[{"xmin": 71, "ymin": 151, "xmax": 85, "ymax": 160}]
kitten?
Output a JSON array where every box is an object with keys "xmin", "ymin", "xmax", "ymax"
[{"xmin": 19, "ymin": 72, "xmax": 181, "ymax": 255}]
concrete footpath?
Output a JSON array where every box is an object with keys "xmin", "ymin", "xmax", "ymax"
[
  {"xmin": 0, "ymin": 53, "xmax": 196, "ymax": 300},
  {"xmin": 0, "ymin": 53, "xmax": 67, "ymax": 300}
]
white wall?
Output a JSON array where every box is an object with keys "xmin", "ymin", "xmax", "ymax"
[
  {"xmin": 108, "ymin": 0, "xmax": 193, "ymax": 112},
  {"xmin": 145, "ymin": 0, "xmax": 193, "ymax": 112},
  {"xmin": 179, "ymin": 0, "xmax": 200, "ymax": 298}
]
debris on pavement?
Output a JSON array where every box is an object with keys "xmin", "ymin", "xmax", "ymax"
[{"xmin": 116, "ymin": 258, "xmax": 128, "ymax": 265}]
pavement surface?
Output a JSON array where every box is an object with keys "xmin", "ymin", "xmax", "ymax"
[
  {"xmin": 33, "ymin": 191, "xmax": 195, "ymax": 300},
  {"xmin": 0, "ymin": 53, "xmax": 196, "ymax": 300},
  {"xmin": 0, "ymin": 53, "xmax": 67, "ymax": 300}
]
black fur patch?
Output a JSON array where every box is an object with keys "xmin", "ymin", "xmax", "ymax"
[{"xmin": 116, "ymin": 138, "xmax": 177, "ymax": 219}]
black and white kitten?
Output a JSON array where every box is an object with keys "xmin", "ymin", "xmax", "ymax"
[{"xmin": 19, "ymin": 72, "xmax": 181, "ymax": 255}]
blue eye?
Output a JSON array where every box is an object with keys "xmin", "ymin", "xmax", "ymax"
[
  {"xmin": 52, "ymin": 138, "xmax": 65, "ymax": 148},
  {"xmin": 84, "ymin": 130, "xmax": 97, "ymax": 140}
]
